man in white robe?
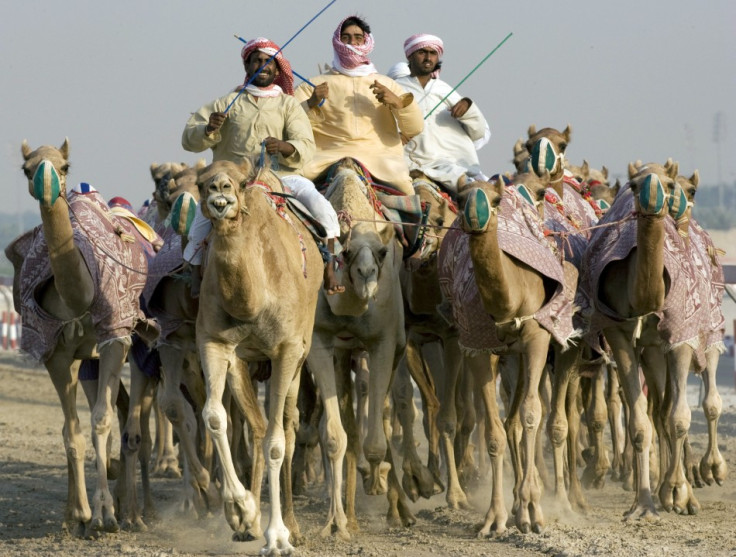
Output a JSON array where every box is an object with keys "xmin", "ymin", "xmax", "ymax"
[{"xmin": 388, "ymin": 34, "xmax": 491, "ymax": 194}]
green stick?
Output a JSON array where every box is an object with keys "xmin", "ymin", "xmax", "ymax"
[{"xmin": 424, "ymin": 32, "xmax": 513, "ymax": 119}]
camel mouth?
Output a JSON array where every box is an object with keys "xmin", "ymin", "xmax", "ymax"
[{"xmin": 206, "ymin": 194, "xmax": 237, "ymax": 219}]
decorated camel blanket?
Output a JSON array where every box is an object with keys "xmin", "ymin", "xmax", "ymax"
[
  {"xmin": 437, "ymin": 187, "xmax": 578, "ymax": 354},
  {"xmin": 16, "ymin": 189, "xmax": 157, "ymax": 362},
  {"xmin": 543, "ymin": 182, "xmax": 598, "ymax": 269},
  {"xmin": 688, "ymin": 219, "xmax": 726, "ymax": 350},
  {"xmin": 141, "ymin": 223, "xmax": 191, "ymax": 344},
  {"xmin": 581, "ymin": 186, "xmax": 715, "ymax": 368}
]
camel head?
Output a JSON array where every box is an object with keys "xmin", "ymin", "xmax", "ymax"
[
  {"xmin": 197, "ymin": 159, "xmax": 254, "ymax": 226},
  {"xmin": 459, "ymin": 177, "xmax": 505, "ymax": 234},
  {"xmin": 342, "ymin": 223, "xmax": 394, "ymax": 300},
  {"xmin": 325, "ymin": 158, "xmax": 396, "ymax": 301},
  {"xmin": 512, "ymin": 138, "xmax": 531, "ymax": 173},
  {"xmin": 589, "ymin": 180, "xmax": 621, "ymax": 213},
  {"xmin": 526, "ymin": 124, "xmax": 572, "ymax": 183},
  {"xmin": 150, "ymin": 161, "xmax": 189, "ymax": 216},
  {"xmin": 671, "ymin": 171, "xmax": 698, "ymax": 222},
  {"xmin": 410, "ymin": 178, "xmax": 458, "ymax": 265},
  {"xmin": 21, "ymin": 138, "xmax": 70, "ymax": 206},
  {"xmin": 513, "ymin": 171, "xmax": 549, "ymax": 220},
  {"xmin": 627, "ymin": 161, "xmax": 678, "ymax": 217}
]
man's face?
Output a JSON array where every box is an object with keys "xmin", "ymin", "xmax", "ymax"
[
  {"xmin": 408, "ymin": 48, "xmax": 440, "ymax": 77},
  {"xmin": 245, "ymin": 51, "xmax": 279, "ymax": 87},
  {"xmin": 340, "ymin": 24, "xmax": 365, "ymax": 46}
]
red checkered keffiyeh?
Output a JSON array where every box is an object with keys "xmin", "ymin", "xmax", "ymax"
[
  {"xmin": 332, "ymin": 16, "xmax": 375, "ymax": 70},
  {"xmin": 240, "ymin": 37, "xmax": 294, "ymax": 95},
  {"xmin": 403, "ymin": 33, "xmax": 444, "ymax": 78}
]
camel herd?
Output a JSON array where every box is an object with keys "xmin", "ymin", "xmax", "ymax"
[{"xmin": 5, "ymin": 127, "xmax": 727, "ymax": 555}]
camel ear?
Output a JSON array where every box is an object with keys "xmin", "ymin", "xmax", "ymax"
[
  {"xmin": 563, "ymin": 124, "xmax": 572, "ymax": 143},
  {"xmin": 21, "ymin": 139, "xmax": 32, "ymax": 160},
  {"xmin": 513, "ymin": 138, "xmax": 524, "ymax": 155},
  {"xmin": 527, "ymin": 124, "xmax": 536, "ymax": 138},
  {"xmin": 150, "ymin": 163, "xmax": 159, "ymax": 177},
  {"xmin": 60, "ymin": 138, "xmax": 70, "ymax": 159},
  {"xmin": 691, "ymin": 169, "xmax": 699, "ymax": 186},
  {"xmin": 195, "ymin": 158, "xmax": 207, "ymax": 170},
  {"xmin": 602, "ymin": 166, "xmax": 608, "ymax": 179},
  {"xmin": 667, "ymin": 161, "xmax": 679, "ymax": 178},
  {"xmin": 582, "ymin": 160, "xmax": 589, "ymax": 174},
  {"xmin": 628, "ymin": 162, "xmax": 638, "ymax": 179},
  {"xmin": 613, "ymin": 179, "xmax": 621, "ymax": 195}
]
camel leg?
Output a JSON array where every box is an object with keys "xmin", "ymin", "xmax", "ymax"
[
  {"xmin": 259, "ymin": 353, "xmax": 304, "ymax": 556},
  {"xmin": 640, "ymin": 349, "xmax": 667, "ymax": 494},
  {"xmin": 306, "ymin": 339, "xmax": 349, "ymax": 539},
  {"xmin": 225, "ymin": 358, "xmax": 266, "ymax": 541},
  {"xmin": 547, "ymin": 345, "xmax": 575, "ymax": 514},
  {"xmin": 88, "ymin": 338, "xmax": 129, "ymax": 535},
  {"xmin": 151, "ymin": 393, "xmax": 180, "ymax": 478},
  {"xmin": 280, "ymin": 368, "xmax": 302, "ymax": 545},
  {"xmin": 338, "ymin": 349, "xmax": 363, "ymax": 534},
  {"xmin": 353, "ymin": 351, "xmax": 370, "ymax": 475},
  {"xmin": 501, "ymin": 355, "xmax": 523, "ymax": 518},
  {"xmin": 200, "ymin": 345, "xmax": 258, "ymax": 541},
  {"xmin": 159, "ymin": 344, "xmax": 217, "ymax": 517},
  {"xmin": 467, "ymin": 353, "xmax": 509, "ymax": 538},
  {"xmin": 604, "ymin": 326, "xmax": 658, "ymax": 521},
  {"xmin": 120, "ymin": 356, "xmax": 156, "ymax": 531},
  {"xmin": 581, "ymin": 366, "xmax": 610, "ymax": 490},
  {"xmin": 659, "ymin": 345, "xmax": 700, "ymax": 515},
  {"xmin": 535, "ymin": 368, "xmax": 552, "ymax": 491},
  {"xmin": 403, "ymin": 338, "xmax": 443, "ymax": 496},
  {"xmin": 393, "ymin": 361, "xmax": 435, "ymax": 502},
  {"xmin": 700, "ymin": 346, "xmax": 727, "ymax": 485},
  {"xmin": 437, "ymin": 336, "xmax": 469, "ymax": 509},
  {"xmin": 606, "ymin": 364, "xmax": 626, "ymax": 482},
  {"xmin": 565, "ymin": 372, "xmax": 588, "ymax": 512},
  {"xmin": 515, "ymin": 324, "xmax": 549, "ymax": 534},
  {"xmin": 363, "ymin": 339, "xmax": 400, "ymax": 496},
  {"xmin": 293, "ymin": 365, "xmax": 320, "ymax": 495},
  {"xmin": 45, "ymin": 354, "xmax": 91, "ymax": 537},
  {"xmin": 456, "ymin": 365, "xmax": 478, "ymax": 490}
]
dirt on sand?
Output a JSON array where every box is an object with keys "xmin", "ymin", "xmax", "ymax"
[{"xmin": 1, "ymin": 351, "xmax": 735, "ymax": 557}]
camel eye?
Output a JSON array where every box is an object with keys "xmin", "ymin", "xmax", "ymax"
[
  {"xmin": 60, "ymin": 164, "xmax": 70, "ymax": 174},
  {"xmin": 559, "ymin": 143, "xmax": 567, "ymax": 151},
  {"xmin": 436, "ymin": 217, "xmax": 445, "ymax": 227},
  {"xmin": 23, "ymin": 167, "xmax": 32, "ymax": 178}
]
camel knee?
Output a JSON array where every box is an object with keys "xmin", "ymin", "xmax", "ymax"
[
  {"xmin": 202, "ymin": 405, "xmax": 225, "ymax": 435},
  {"xmin": 548, "ymin": 420, "xmax": 568, "ymax": 447}
]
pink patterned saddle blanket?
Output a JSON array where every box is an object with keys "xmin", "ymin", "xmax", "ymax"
[
  {"xmin": 438, "ymin": 187, "xmax": 578, "ymax": 353},
  {"xmin": 16, "ymin": 190, "xmax": 157, "ymax": 362},
  {"xmin": 581, "ymin": 186, "xmax": 718, "ymax": 369},
  {"xmin": 141, "ymin": 223, "xmax": 191, "ymax": 343}
]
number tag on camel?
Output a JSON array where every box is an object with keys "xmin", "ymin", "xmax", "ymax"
[
  {"xmin": 32, "ymin": 160, "xmax": 62, "ymax": 206},
  {"xmin": 170, "ymin": 191, "xmax": 198, "ymax": 236},
  {"xmin": 637, "ymin": 173, "xmax": 666, "ymax": 215},
  {"xmin": 462, "ymin": 187, "xmax": 492, "ymax": 233}
]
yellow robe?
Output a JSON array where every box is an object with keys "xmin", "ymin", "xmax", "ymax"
[{"xmin": 294, "ymin": 70, "xmax": 423, "ymax": 194}]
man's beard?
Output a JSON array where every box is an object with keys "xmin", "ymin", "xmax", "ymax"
[
  {"xmin": 411, "ymin": 60, "xmax": 441, "ymax": 77},
  {"xmin": 249, "ymin": 71, "xmax": 277, "ymax": 87}
]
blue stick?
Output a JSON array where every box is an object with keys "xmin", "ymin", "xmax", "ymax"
[
  {"xmin": 235, "ymin": 35, "xmax": 325, "ymax": 106},
  {"xmin": 224, "ymin": 0, "xmax": 336, "ymax": 113}
]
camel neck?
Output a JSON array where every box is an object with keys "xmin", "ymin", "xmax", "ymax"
[
  {"xmin": 468, "ymin": 225, "xmax": 520, "ymax": 321},
  {"xmin": 631, "ymin": 213, "xmax": 666, "ymax": 314}
]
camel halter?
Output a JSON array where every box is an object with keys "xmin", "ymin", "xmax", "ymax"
[{"xmin": 530, "ymin": 137, "xmax": 565, "ymax": 184}]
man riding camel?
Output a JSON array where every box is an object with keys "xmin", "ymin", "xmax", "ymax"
[{"xmin": 181, "ymin": 37, "xmax": 344, "ymax": 296}]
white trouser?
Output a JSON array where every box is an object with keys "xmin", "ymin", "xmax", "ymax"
[{"xmin": 182, "ymin": 174, "xmax": 339, "ymax": 265}]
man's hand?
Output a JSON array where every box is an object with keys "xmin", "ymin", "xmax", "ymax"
[
  {"xmin": 263, "ymin": 137, "xmax": 295, "ymax": 157},
  {"xmin": 308, "ymin": 83, "xmax": 329, "ymax": 108},
  {"xmin": 450, "ymin": 98, "xmax": 472, "ymax": 118},
  {"xmin": 205, "ymin": 112, "xmax": 226, "ymax": 135},
  {"xmin": 370, "ymin": 80, "xmax": 402, "ymax": 110}
]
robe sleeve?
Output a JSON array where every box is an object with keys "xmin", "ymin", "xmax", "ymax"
[
  {"xmin": 280, "ymin": 96, "xmax": 316, "ymax": 169},
  {"xmin": 181, "ymin": 98, "xmax": 225, "ymax": 153}
]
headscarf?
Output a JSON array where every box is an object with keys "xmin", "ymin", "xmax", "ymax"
[
  {"xmin": 403, "ymin": 33, "xmax": 444, "ymax": 78},
  {"xmin": 240, "ymin": 37, "xmax": 294, "ymax": 95},
  {"xmin": 332, "ymin": 16, "xmax": 377, "ymax": 76}
]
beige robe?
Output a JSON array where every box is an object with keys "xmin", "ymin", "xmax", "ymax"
[
  {"xmin": 181, "ymin": 90, "xmax": 315, "ymax": 175},
  {"xmin": 294, "ymin": 70, "xmax": 423, "ymax": 194}
]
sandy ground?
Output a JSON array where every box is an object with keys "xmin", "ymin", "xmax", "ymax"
[{"xmin": 1, "ymin": 350, "xmax": 735, "ymax": 557}]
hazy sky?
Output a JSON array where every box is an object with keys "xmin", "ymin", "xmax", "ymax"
[{"xmin": 2, "ymin": 0, "xmax": 735, "ymax": 215}]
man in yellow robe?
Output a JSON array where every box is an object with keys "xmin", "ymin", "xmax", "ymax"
[{"xmin": 294, "ymin": 15, "xmax": 424, "ymax": 195}]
